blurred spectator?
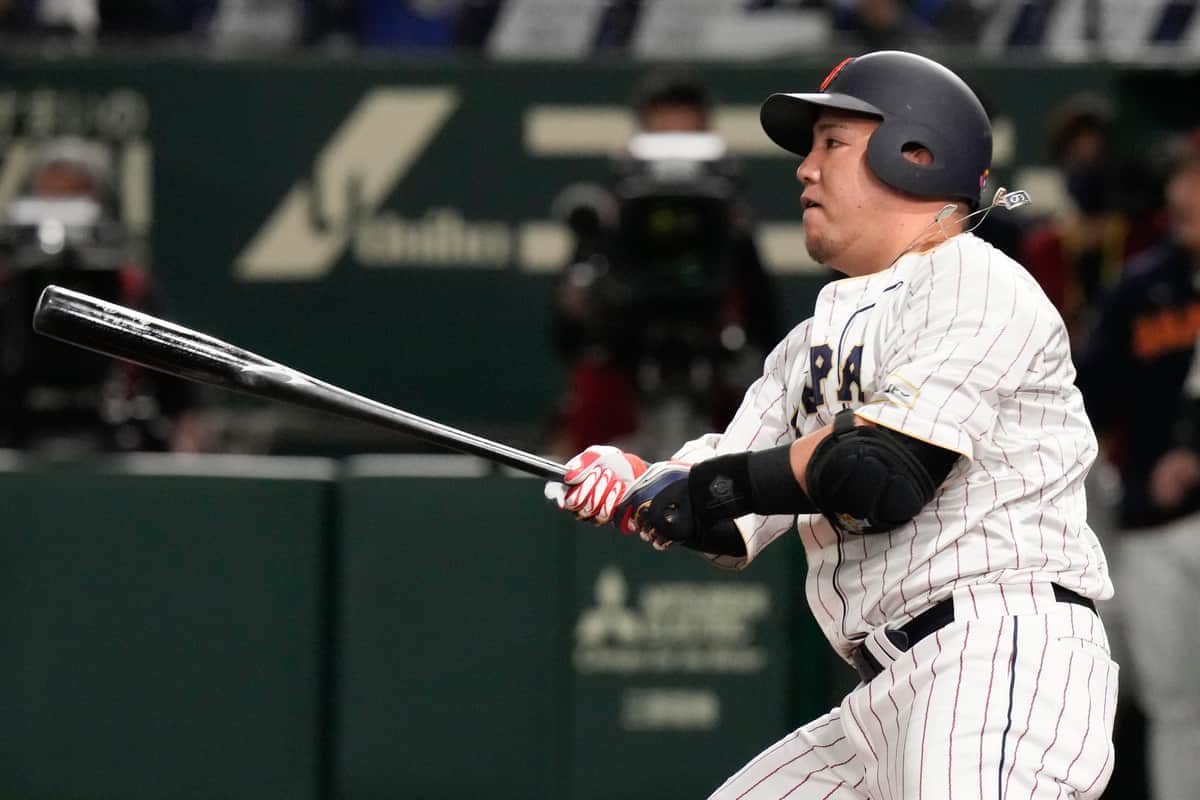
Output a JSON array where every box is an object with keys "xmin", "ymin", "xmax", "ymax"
[
  {"xmin": 1, "ymin": 0, "xmax": 216, "ymax": 38},
  {"xmin": 1077, "ymin": 128, "xmax": 1200, "ymax": 800},
  {"xmin": 591, "ymin": 0, "xmax": 640, "ymax": 51},
  {"xmin": 357, "ymin": 0, "xmax": 460, "ymax": 48},
  {"xmin": 831, "ymin": 0, "xmax": 922, "ymax": 48},
  {"xmin": 209, "ymin": 0, "xmax": 301, "ymax": 48},
  {"xmin": 1002, "ymin": 0, "xmax": 1053, "ymax": 47},
  {"xmin": 302, "ymin": 0, "xmax": 357, "ymax": 45},
  {"xmin": 1150, "ymin": 0, "xmax": 1198, "ymax": 43},
  {"xmin": 1022, "ymin": 94, "xmax": 1164, "ymax": 349},
  {"xmin": 547, "ymin": 69, "xmax": 781, "ymax": 459},
  {"xmin": 451, "ymin": 0, "xmax": 501, "ymax": 48},
  {"xmin": 0, "ymin": 0, "xmax": 37, "ymax": 32},
  {"xmin": 2, "ymin": 0, "xmax": 98, "ymax": 35},
  {"xmin": 0, "ymin": 137, "xmax": 204, "ymax": 454},
  {"xmin": 908, "ymin": 0, "xmax": 982, "ymax": 37},
  {"xmin": 830, "ymin": 0, "xmax": 916, "ymax": 49},
  {"xmin": 633, "ymin": 67, "xmax": 710, "ymax": 132},
  {"xmin": 829, "ymin": 0, "xmax": 984, "ymax": 49},
  {"xmin": 745, "ymin": 0, "xmax": 823, "ymax": 7},
  {"xmin": 99, "ymin": 0, "xmax": 214, "ymax": 37}
]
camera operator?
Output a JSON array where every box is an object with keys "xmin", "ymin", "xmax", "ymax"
[
  {"xmin": 548, "ymin": 69, "xmax": 781, "ymax": 459},
  {"xmin": 0, "ymin": 136, "xmax": 201, "ymax": 454}
]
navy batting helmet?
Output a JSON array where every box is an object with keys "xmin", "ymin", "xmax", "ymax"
[{"xmin": 760, "ymin": 51, "xmax": 992, "ymax": 208}]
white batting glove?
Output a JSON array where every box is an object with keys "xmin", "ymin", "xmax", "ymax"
[{"xmin": 544, "ymin": 445, "xmax": 648, "ymax": 525}]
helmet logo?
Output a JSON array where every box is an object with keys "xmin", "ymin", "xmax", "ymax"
[{"xmin": 819, "ymin": 58, "xmax": 854, "ymax": 92}]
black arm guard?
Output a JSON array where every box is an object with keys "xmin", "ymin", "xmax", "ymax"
[
  {"xmin": 680, "ymin": 520, "xmax": 748, "ymax": 557},
  {"xmin": 688, "ymin": 444, "xmax": 816, "ymax": 528},
  {"xmin": 806, "ymin": 409, "xmax": 960, "ymax": 534}
]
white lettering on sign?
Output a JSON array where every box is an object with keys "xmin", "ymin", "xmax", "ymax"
[
  {"xmin": 620, "ymin": 688, "xmax": 720, "ymax": 731},
  {"xmin": 573, "ymin": 565, "xmax": 771, "ymax": 675},
  {"xmin": 353, "ymin": 208, "xmax": 511, "ymax": 268}
]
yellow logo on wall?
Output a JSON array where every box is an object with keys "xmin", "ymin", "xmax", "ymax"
[{"xmin": 235, "ymin": 88, "xmax": 478, "ymax": 280}]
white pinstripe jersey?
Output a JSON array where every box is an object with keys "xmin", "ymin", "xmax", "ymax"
[{"xmin": 674, "ymin": 232, "xmax": 1113, "ymax": 660}]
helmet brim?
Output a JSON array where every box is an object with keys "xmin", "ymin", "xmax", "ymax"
[{"xmin": 760, "ymin": 92, "xmax": 885, "ymax": 157}]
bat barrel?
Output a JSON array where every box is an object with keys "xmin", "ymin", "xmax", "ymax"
[{"xmin": 32, "ymin": 285, "xmax": 567, "ymax": 480}]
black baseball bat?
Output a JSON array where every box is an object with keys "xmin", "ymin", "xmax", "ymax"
[{"xmin": 32, "ymin": 285, "xmax": 568, "ymax": 480}]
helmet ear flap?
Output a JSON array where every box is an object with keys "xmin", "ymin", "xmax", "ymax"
[{"xmin": 866, "ymin": 118, "xmax": 968, "ymax": 203}]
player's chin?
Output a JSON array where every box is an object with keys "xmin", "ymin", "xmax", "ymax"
[{"xmin": 804, "ymin": 232, "xmax": 837, "ymax": 265}]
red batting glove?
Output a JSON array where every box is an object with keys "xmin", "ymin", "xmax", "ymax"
[{"xmin": 544, "ymin": 445, "xmax": 647, "ymax": 526}]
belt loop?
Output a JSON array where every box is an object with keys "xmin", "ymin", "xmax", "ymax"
[{"xmin": 854, "ymin": 623, "xmax": 912, "ymax": 682}]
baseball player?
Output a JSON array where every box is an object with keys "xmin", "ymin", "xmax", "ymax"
[{"xmin": 546, "ymin": 51, "xmax": 1118, "ymax": 799}]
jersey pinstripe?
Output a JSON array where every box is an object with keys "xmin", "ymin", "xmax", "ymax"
[{"xmin": 673, "ymin": 232, "xmax": 1113, "ymax": 661}]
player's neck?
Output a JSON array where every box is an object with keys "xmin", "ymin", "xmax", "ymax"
[
  {"xmin": 833, "ymin": 213, "xmax": 965, "ymax": 278},
  {"xmin": 891, "ymin": 204, "xmax": 967, "ymax": 264}
]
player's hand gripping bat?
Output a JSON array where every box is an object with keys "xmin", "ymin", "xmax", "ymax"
[{"xmin": 32, "ymin": 285, "xmax": 567, "ymax": 480}]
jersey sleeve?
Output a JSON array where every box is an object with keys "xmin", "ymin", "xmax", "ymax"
[
  {"xmin": 672, "ymin": 322, "xmax": 811, "ymax": 569},
  {"xmin": 854, "ymin": 244, "xmax": 1047, "ymax": 458}
]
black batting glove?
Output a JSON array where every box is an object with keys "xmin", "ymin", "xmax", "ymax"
[{"xmin": 614, "ymin": 462, "xmax": 696, "ymax": 548}]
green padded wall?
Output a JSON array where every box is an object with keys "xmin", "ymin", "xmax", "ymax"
[
  {"xmin": 0, "ymin": 454, "xmax": 334, "ymax": 800},
  {"xmin": 334, "ymin": 459, "xmax": 568, "ymax": 800}
]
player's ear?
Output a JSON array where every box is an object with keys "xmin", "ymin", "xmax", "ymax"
[{"xmin": 901, "ymin": 145, "xmax": 933, "ymax": 166}]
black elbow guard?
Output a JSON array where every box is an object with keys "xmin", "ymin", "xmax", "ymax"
[{"xmin": 806, "ymin": 409, "xmax": 959, "ymax": 535}]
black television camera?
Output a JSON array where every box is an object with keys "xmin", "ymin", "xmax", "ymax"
[
  {"xmin": 553, "ymin": 132, "xmax": 759, "ymax": 449},
  {"xmin": 0, "ymin": 195, "xmax": 172, "ymax": 452}
]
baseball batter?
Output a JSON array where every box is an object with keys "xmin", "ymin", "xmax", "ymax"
[{"xmin": 546, "ymin": 51, "xmax": 1118, "ymax": 799}]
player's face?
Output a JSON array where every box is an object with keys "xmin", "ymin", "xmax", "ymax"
[
  {"xmin": 795, "ymin": 110, "xmax": 893, "ymax": 272},
  {"xmin": 1168, "ymin": 162, "xmax": 1200, "ymax": 255},
  {"xmin": 32, "ymin": 163, "xmax": 98, "ymax": 199}
]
